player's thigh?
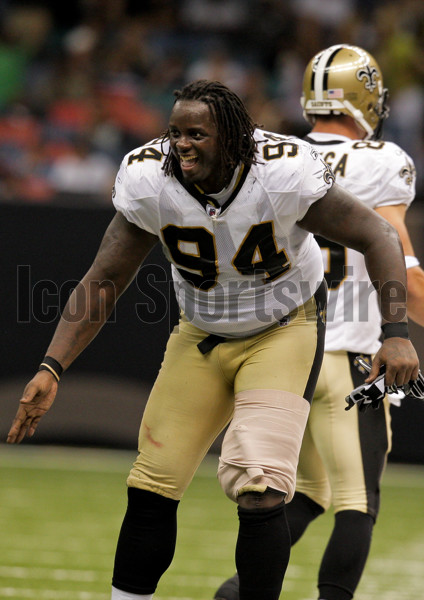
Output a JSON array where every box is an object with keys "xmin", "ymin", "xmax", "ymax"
[
  {"xmin": 307, "ymin": 351, "xmax": 391, "ymax": 516},
  {"xmin": 296, "ymin": 421, "xmax": 331, "ymax": 510},
  {"xmin": 234, "ymin": 295, "xmax": 323, "ymax": 396},
  {"xmin": 218, "ymin": 300, "xmax": 322, "ymax": 502},
  {"xmin": 128, "ymin": 320, "xmax": 234, "ymax": 499}
]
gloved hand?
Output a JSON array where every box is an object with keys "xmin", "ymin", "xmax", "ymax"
[
  {"xmin": 345, "ymin": 356, "xmax": 424, "ymax": 412},
  {"xmin": 345, "ymin": 373, "xmax": 386, "ymax": 412}
]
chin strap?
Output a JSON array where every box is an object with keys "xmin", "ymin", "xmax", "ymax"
[{"xmin": 371, "ymin": 88, "xmax": 390, "ymax": 140}]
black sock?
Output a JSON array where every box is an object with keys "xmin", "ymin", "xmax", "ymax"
[
  {"xmin": 236, "ymin": 500, "xmax": 290, "ymax": 600},
  {"xmin": 286, "ymin": 491, "xmax": 325, "ymax": 545},
  {"xmin": 318, "ymin": 510, "xmax": 374, "ymax": 600},
  {"xmin": 112, "ymin": 487, "xmax": 179, "ymax": 594}
]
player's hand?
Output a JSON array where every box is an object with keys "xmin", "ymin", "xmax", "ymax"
[
  {"xmin": 366, "ymin": 337, "xmax": 419, "ymax": 387},
  {"xmin": 6, "ymin": 371, "xmax": 59, "ymax": 444}
]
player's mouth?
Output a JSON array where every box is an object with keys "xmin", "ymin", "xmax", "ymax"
[{"xmin": 179, "ymin": 153, "xmax": 199, "ymax": 171}]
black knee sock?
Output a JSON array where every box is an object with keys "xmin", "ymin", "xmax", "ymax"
[
  {"xmin": 112, "ymin": 487, "xmax": 179, "ymax": 594},
  {"xmin": 236, "ymin": 501, "xmax": 290, "ymax": 600},
  {"xmin": 318, "ymin": 510, "xmax": 374, "ymax": 600},
  {"xmin": 286, "ymin": 491, "xmax": 325, "ymax": 545}
]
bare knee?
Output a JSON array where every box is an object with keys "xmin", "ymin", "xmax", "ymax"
[{"xmin": 237, "ymin": 488, "xmax": 286, "ymax": 509}]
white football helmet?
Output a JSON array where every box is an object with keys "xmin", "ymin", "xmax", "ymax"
[{"xmin": 301, "ymin": 44, "xmax": 389, "ymax": 140}]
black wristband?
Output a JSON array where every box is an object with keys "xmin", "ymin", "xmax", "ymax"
[
  {"xmin": 38, "ymin": 355, "xmax": 64, "ymax": 382},
  {"xmin": 381, "ymin": 322, "xmax": 409, "ymax": 339}
]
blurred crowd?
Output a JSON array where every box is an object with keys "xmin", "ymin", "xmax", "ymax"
[{"xmin": 1, "ymin": 0, "xmax": 424, "ymax": 206}]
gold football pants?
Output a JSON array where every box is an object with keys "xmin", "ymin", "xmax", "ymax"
[
  {"xmin": 296, "ymin": 350, "xmax": 391, "ymax": 518},
  {"xmin": 127, "ymin": 285, "xmax": 326, "ymax": 502}
]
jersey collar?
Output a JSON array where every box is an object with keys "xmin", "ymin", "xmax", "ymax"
[
  {"xmin": 304, "ymin": 132, "xmax": 352, "ymax": 145},
  {"xmin": 175, "ymin": 163, "xmax": 250, "ymax": 215}
]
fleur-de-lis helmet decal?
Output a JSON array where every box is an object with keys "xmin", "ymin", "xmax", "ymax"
[{"xmin": 356, "ymin": 65, "xmax": 379, "ymax": 93}]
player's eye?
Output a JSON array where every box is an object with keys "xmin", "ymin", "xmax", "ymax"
[{"xmin": 190, "ymin": 131, "xmax": 207, "ymax": 141}]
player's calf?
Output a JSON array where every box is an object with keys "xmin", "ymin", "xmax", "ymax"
[{"xmin": 236, "ymin": 490, "xmax": 289, "ymax": 600}]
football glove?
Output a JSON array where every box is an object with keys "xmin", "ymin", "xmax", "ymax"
[
  {"xmin": 345, "ymin": 356, "xmax": 424, "ymax": 412},
  {"xmin": 345, "ymin": 373, "xmax": 386, "ymax": 412},
  {"xmin": 402, "ymin": 372, "xmax": 424, "ymax": 399}
]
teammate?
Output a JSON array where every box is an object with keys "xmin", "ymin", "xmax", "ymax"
[
  {"xmin": 214, "ymin": 47, "xmax": 424, "ymax": 600},
  {"xmin": 7, "ymin": 79, "xmax": 420, "ymax": 600}
]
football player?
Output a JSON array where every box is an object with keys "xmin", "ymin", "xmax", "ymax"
[
  {"xmin": 214, "ymin": 46, "xmax": 424, "ymax": 600},
  {"xmin": 7, "ymin": 79, "xmax": 420, "ymax": 600}
]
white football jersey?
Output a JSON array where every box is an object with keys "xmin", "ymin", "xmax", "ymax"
[
  {"xmin": 306, "ymin": 132, "xmax": 416, "ymax": 353},
  {"xmin": 112, "ymin": 129, "xmax": 333, "ymax": 337}
]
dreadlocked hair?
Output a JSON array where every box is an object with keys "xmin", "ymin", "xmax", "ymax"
[{"xmin": 161, "ymin": 80, "xmax": 259, "ymax": 183}]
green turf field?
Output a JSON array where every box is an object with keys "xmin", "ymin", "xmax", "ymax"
[{"xmin": 1, "ymin": 445, "xmax": 423, "ymax": 599}]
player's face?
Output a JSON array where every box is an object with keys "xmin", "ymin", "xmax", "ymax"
[{"xmin": 168, "ymin": 100, "xmax": 226, "ymax": 194}]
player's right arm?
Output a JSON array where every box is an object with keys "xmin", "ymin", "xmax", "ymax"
[
  {"xmin": 298, "ymin": 182, "xmax": 419, "ymax": 387},
  {"xmin": 7, "ymin": 213, "xmax": 158, "ymax": 444},
  {"xmin": 375, "ymin": 203, "xmax": 424, "ymax": 327}
]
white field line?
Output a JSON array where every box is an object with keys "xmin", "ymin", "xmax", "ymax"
[
  {"xmin": 284, "ymin": 529, "xmax": 424, "ymax": 599},
  {"xmin": 0, "ymin": 566, "xmax": 228, "ymax": 589},
  {"xmin": 357, "ymin": 539, "xmax": 424, "ymax": 599},
  {"xmin": 158, "ymin": 574, "xmax": 231, "ymax": 587},
  {"xmin": 0, "ymin": 589, "xmax": 107, "ymax": 599},
  {"xmin": 0, "ymin": 592, "xmax": 196, "ymax": 600},
  {"xmin": 0, "ymin": 566, "xmax": 105, "ymax": 581},
  {"xmin": 0, "ymin": 569, "xmax": 232, "ymax": 589}
]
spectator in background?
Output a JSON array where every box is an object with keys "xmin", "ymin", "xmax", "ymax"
[
  {"xmin": 47, "ymin": 133, "xmax": 117, "ymax": 204},
  {"xmin": 179, "ymin": 0, "xmax": 250, "ymax": 35},
  {"xmin": 0, "ymin": 0, "xmax": 423, "ymax": 203},
  {"xmin": 0, "ymin": 5, "xmax": 53, "ymax": 109},
  {"xmin": 375, "ymin": 1, "xmax": 424, "ymax": 192},
  {"xmin": 0, "ymin": 104, "xmax": 55, "ymax": 203},
  {"xmin": 185, "ymin": 43, "xmax": 249, "ymax": 98}
]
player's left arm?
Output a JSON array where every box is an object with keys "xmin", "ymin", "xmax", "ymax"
[
  {"xmin": 298, "ymin": 182, "xmax": 419, "ymax": 386},
  {"xmin": 375, "ymin": 204, "xmax": 424, "ymax": 327}
]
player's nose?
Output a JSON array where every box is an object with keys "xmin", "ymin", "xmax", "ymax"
[{"xmin": 176, "ymin": 136, "xmax": 192, "ymax": 152}]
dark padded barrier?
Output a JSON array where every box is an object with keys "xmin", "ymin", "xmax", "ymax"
[{"xmin": 1, "ymin": 202, "xmax": 423, "ymax": 462}]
